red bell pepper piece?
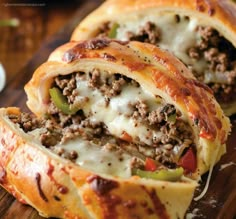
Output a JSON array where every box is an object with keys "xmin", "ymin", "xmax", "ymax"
[
  {"xmin": 179, "ymin": 147, "xmax": 197, "ymax": 173},
  {"xmin": 145, "ymin": 158, "xmax": 157, "ymax": 172}
]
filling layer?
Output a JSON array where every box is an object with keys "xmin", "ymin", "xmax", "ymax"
[
  {"xmin": 97, "ymin": 13, "xmax": 236, "ymax": 104},
  {"xmin": 9, "ymin": 69, "xmax": 196, "ymax": 179}
]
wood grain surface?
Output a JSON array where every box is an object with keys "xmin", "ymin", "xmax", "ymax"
[{"xmin": 0, "ymin": 1, "xmax": 236, "ymax": 219}]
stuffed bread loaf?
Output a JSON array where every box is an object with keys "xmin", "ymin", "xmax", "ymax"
[
  {"xmin": 0, "ymin": 39, "xmax": 230, "ymax": 219},
  {"xmin": 71, "ymin": 0, "xmax": 236, "ymax": 116}
]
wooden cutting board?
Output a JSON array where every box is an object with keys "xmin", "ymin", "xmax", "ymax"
[{"xmin": 0, "ymin": 1, "xmax": 236, "ymax": 218}]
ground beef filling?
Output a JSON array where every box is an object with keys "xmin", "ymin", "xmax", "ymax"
[
  {"xmin": 9, "ymin": 70, "xmax": 195, "ymax": 169},
  {"xmin": 188, "ymin": 26, "xmax": 236, "ymax": 103},
  {"xmin": 98, "ymin": 20, "xmax": 236, "ymax": 103}
]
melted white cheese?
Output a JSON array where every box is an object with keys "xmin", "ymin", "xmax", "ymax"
[
  {"xmin": 31, "ymin": 72, "xmax": 189, "ymax": 178},
  {"xmin": 28, "ymin": 126, "xmax": 133, "ymax": 178},
  {"xmin": 219, "ymin": 162, "xmax": 236, "ymax": 171},
  {"xmin": 194, "ymin": 141, "xmax": 221, "ymax": 201},
  {"xmin": 56, "ymin": 139, "xmax": 133, "ymax": 178},
  {"xmin": 42, "ymin": 75, "xmax": 169, "ymax": 178},
  {"xmin": 32, "ymin": 77, "xmax": 165, "ymax": 178},
  {"xmin": 116, "ymin": 13, "xmax": 208, "ymax": 76},
  {"xmin": 76, "ymin": 77, "xmax": 163, "ymax": 146}
]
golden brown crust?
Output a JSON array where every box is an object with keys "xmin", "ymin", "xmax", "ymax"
[
  {"xmin": 25, "ymin": 39, "xmax": 231, "ymax": 178},
  {"xmin": 71, "ymin": 0, "xmax": 236, "ymax": 48},
  {"xmin": 0, "ymin": 107, "xmax": 197, "ymax": 219}
]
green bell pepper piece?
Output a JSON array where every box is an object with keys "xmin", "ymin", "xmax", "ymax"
[
  {"xmin": 133, "ymin": 167, "xmax": 183, "ymax": 182},
  {"xmin": 108, "ymin": 23, "xmax": 119, "ymax": 38},
  {"xmin": 167, "ymin": 113, "xmax": 176, "ymax": 123},
  {"xmin": 49, "ymin": 87, "xmax": 78, "ymax": 115}
]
